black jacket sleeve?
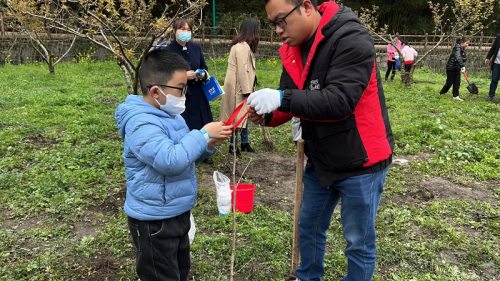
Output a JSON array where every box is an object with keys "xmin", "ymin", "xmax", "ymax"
[
  {"xmin": 487, "ymin": 35, "xmax": 500, "ymax": 60},
  {"xmin": 279, "ymin": 25, "xmax": 374, "ymax": 121},
  {"xmin": 453, "ymin": 44, "xmax": 465, "ymax": 68},
  {"xmin": 279, "ymin": 66, "xmax": 289, "ymax": 91}
]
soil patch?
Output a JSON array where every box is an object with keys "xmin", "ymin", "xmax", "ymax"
[
  {"xmin": 75, "ymin": 253, "xmax": 133, "ymax": 281},
  {"xmin": 22, "ymin": 133, "xmax": 57, "ymax": 146},
  {"xmin": 387, "ymin": 176, "xmax": 497, "ymax": 206},
  {"xmin": 95, "ymin": 97, "xmax": 117, "ymax": 104},
  {"xmin": 0, "ymin": 215, "xmax": 47, "ymax": 230},
  {"xmin": 86, "ymin": 183, "xmax": 127, "ymax": 215},
  {"xmin": 413, "ymin": 80, "xmax": 441, "ymax": 85},
  {"xmin": 198, "ymin": 152, "xmax": 299, "ymax": 213}
]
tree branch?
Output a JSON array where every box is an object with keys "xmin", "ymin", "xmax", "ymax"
[
  {"xmin": 54, "ymin": 34, "xmax": 77, "ymax": 65},
  {"xmin": 86, "ymin": 11, "xmax": 135, "ymax": 72},
  {"xmin": 415, "ymin": 33, "xmax": 447, "ymax": 66}
]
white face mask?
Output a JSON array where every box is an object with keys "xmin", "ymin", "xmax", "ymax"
[{"xmin": 155, "ymin": 88, "xmax": 186, "ymax": 116}]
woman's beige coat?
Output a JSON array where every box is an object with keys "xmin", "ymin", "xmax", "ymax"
[{"xmin": 221, "ymin": 42, "xmax": 256, "ymax": 128}]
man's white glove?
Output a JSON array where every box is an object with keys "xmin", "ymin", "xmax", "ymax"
[
  {"xmin": 247, "ymin": 88, "xmax": 282, "ymax": 115},
  {"xmin": 461, "ymin": 67, "xmax": 466, "ymax": 73}
]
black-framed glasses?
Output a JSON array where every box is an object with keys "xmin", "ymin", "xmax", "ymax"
[
  {"xmin": 268, "ymin": 0, "xmax": 304, "ymax": 30},
  {"xmin": 147, "ymin": 84, "xmax": 188, "ymax": 96}
]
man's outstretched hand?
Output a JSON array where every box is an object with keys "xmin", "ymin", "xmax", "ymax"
[
  {"xmin": 248, "ymin": 108, "xmax": 265, "ymax": 125},
  {"xmin": 247, "ymin": 88, "xmax": 282, "ymax": 115}
]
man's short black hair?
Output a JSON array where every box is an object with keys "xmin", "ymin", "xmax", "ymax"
[
  {"xmin": 138, "ymin": 49, "xmax": 190, "ymax": 96},
  {"xmin": 264, "ymin": 0, "xmax": 317, "ymax": 9}
]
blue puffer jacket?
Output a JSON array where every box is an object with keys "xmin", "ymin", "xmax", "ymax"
[{"xmin": 115, "ymin": 95, "xmax": 215, "ymax": 220}]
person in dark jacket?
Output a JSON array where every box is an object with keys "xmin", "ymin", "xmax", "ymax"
[
  {"xmin": 439, "ymin": 36, "xmax": 469, "ymax": 101},
  {"xmin": 163, "ymin": 18, "xmax": 215, "ymax": 164},
  {"xmin": 248, "ymin": 0, "xmax": 394, "ymax": 280},
  {"xmin": 485, "ymin": 34, "xmax": 500, "ymax": 101}
]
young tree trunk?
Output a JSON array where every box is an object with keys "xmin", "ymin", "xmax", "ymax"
[
  {"xmin": 119, "ymin": 61, "xmax": 134, "ymax": 95},
  {"xmin": 401, "ymin": 70, "xmax": 413, "ymax": 86},
  {"xmin": 48, "ymin": 55, "xmax": 55, "ymax": 75}
]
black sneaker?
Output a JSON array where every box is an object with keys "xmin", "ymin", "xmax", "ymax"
[
  {"xmin": 202, "ymin": 157, "xmax": 213, "ymax": 164},
  {"xmin": 487, "ymin": 96, "xmax": 494, "ymax": 101}
]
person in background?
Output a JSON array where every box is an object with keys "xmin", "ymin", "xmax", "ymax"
[
  {"xmin": 485, "ymin": 33, "xmax": 500, "ymax": 101},
  {"xmin": 439, "ymin": 36, "xmax": 469, "ymax": 101},
  {"xmin": 385, "ymin": 35, "xmax": 402, "ymax": 82},
  {"xmin": 115, "ymin": 50, "xmax": 233, "ymax": 281},
  {"xmin": 221, "ymin": 18, "xmax": 260, "ymax": 156},
  {"xmin": 401, "ymin": 41, "xmax": 418, "ymax": 73},
  {"xmin": 163, "ymin": 18, "xmax": 215, "ymax": 164}
]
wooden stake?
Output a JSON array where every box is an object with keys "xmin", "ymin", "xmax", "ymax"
[{"xmin": 290, "ymin": 139, "xmax": 305, "ymax": 278}]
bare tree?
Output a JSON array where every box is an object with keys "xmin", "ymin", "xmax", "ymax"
[
  {"xmin": 3, "ymin": 1, "xmax": 77, "ymax": 75},
  {"xmin": 356, "ymin": 0, "xmax": 496, "ymax": 85},
  {"xmin": 5, "ymin": 0, "xmax": 205, "ymax": 94}
]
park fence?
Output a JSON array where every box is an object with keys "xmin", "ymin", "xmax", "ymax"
[{"xmin": 0, "ymin": 16, "xmax": 496, "ymax": 74}]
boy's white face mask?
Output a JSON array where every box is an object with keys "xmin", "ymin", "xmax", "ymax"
[{"xmin": 155, "ymin": 88, "xmax": 186, "ymax": 116}]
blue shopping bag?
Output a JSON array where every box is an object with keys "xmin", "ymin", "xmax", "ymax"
[
  {"xmin": 395, "ymin": 57, "xmax": 401, "ymax": 70},
  {"xmin": 200, "ymin": 71, "xmax": 224, "ymax": 101}
]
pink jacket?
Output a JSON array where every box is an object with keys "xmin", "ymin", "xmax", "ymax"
[
  {"xmin": 387, "ymin": 41, "xmax": 402, "ymax": 62},
  {"xmin": 401, "ymin": 46, "xmax": 418, "ymax": 62}
]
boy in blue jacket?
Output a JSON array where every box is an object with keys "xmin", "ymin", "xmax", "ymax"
[{"xmin": 115, "ymin": 49, "xmax": 233, "ymax": 280}]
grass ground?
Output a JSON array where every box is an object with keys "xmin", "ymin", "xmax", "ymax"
[{"xmin": 0, "ymin": 60, "xmax": 499, "ymax": 280}]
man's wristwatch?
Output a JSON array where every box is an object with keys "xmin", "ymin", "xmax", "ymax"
[{"xmin": 199, "ymin": 129, "xmax": 210, "ymax": 141}]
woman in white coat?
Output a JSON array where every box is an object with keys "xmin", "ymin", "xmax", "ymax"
[{"xmin": 221, "ymin": 18, "xmax": 260, "ymax": 156}]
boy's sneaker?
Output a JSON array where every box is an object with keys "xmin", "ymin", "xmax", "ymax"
[
  {"xmin": 487, "ymin": 96, "xmax": 494, "ymax": 101},
  {"xmin": 453, "ymin": 96, "xmax": 464, "ymax": 101}
]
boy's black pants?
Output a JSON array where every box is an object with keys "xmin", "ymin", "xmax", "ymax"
[{"xmin": 128, "ymin": 211, "xmax": 191, "ymax": 281}]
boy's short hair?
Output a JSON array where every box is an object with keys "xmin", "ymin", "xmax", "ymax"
[
  {"xmin": 264, "ymin": 0, "xmax": 318, "ymax": 10},
  {"xmin": 139, "ymin": 49, "xmax": 190, "ymax": 96}
]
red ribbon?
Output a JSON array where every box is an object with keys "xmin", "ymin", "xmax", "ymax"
[{"xmin": 224, "ymin": 98, "xmax": 250, "ymax": 132}]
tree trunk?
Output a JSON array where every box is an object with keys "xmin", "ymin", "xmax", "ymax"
[
  {"xmin": 401, "ymin": 66, "xmax": 415, "ymax": 86},
  {"xmin": 401, "ymin": 70, "xmax": 412, "ymax": 86},
  {"xmin": 48, "ymin": 56, "xmax": 55, "ymax": 75},
  {"xmin": 119, "ymin": 62, "xmax": 134, "ymax": 95}
]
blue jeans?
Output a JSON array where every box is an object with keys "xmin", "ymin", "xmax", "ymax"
[
  {"xmin": 230, "ymin": 126, "xmax": 249, "ymax": 144},
  {"xmin": 489, "ymin": 63, "xmax": 500, "ymax": 98},
  {"xmin": 295, "ymin": 167, "xmax": 389, "ymax": 281}
]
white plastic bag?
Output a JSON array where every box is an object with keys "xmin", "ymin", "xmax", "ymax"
[
  {"xmin": 188, "ymin": 212, "xmax": 196, "ymax": 245},
  {"xmin": 213, "ymin": 171, "xmax": 232, "ymax": 216}
]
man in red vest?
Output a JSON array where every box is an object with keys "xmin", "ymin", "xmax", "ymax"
[{"xmin": 247, "ymin": 0, "xmax": 394, "ymax": 280}]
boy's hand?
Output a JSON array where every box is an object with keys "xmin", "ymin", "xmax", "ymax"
[
  {"xmin": 203, "ymin": 122, "xmax": 233, "ymax": 139},
  {"xmin": 207, "ymin": 138, "xmax": 225, "ymax": 150},
  {"xmin": 187, "ymin": 70, "xmax": 196, "ymax": 80}
]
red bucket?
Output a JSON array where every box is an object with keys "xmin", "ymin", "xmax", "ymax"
[{"xmin": 230, "ymin": 184, "xmax": 256, "ymax": 213}]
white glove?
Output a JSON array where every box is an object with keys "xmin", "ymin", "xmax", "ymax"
[
  {"xmin": 461, "ymin": 67, "xmax": 466, "ymax": 73},
  {"xmin": 247, "ymin": 88, "xmax": 282, "ymax": 115}
]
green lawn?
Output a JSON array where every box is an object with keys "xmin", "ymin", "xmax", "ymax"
[{"xmin": 0, "ymin": 60, "xmax": 499, "ymax": 280}]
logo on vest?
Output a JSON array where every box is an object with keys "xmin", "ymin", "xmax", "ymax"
[{"xmin": 309, "ymin": 79, "xmax": 320, "ymax": 91}]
